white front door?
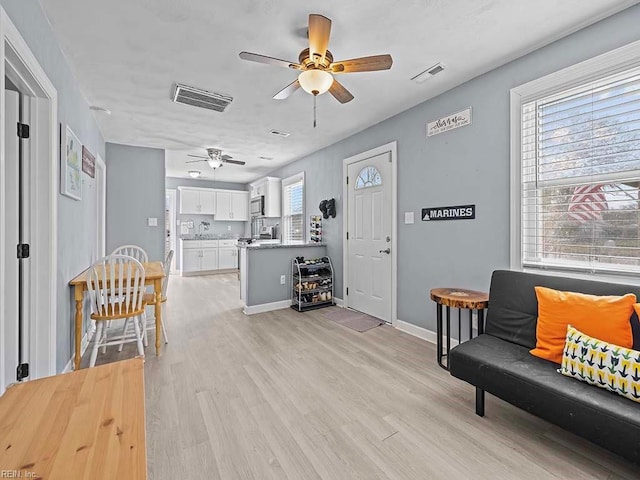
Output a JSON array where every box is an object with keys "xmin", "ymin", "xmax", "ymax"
[{"xmin": 347, "ymin": 151, "xmax": 393, "ymax": 322}]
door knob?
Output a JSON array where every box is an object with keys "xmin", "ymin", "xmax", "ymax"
[{"xmin": 379, "ymin": 248, "xmax": 391, "ymax": 254}]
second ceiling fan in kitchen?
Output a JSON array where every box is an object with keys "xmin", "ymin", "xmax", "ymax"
[{"xmin": 239, "ymin": 13, "xmax": 393, "ymax": 126}]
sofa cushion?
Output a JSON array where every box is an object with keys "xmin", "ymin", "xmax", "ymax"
[
  {"xmin": 531, "ymin": 287, "xmax": 635, "ymax": 364},
  {"xmin": 560, "ymin": 325, "xmax": 640, "ymax": 404},
  {"xmin": 449, "ymin": 334, "xmax": 640, "ymax": 461},
  {"xmin": 485, "ymin": 270, "xmax": 640, "ymax": 350}
]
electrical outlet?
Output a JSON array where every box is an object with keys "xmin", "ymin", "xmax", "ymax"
[
  {"xmin": 228, "ymin": 225, "xmax": 231, "ymax": 231},
  {"xmin": 280, "ymin": 275, "xmax": 286, "ymax": 285}
]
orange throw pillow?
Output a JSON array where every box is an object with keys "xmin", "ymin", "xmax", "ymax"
[{"xmin": 530, "ymin": 287, "xmax": 635, "ymax": 364}]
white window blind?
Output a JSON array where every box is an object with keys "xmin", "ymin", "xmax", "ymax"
[
  {"xmin": 521, "ymin": 67, "xmax": 640, "ymax": 275},
  {"xmin": 282, "ymin": 172, "xmax": 305, "ymax": 244}
]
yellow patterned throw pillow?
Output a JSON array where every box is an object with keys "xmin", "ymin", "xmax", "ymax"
[{"xmin": 559, "ymin": 325, "xmax": 640, "ymax": 403}]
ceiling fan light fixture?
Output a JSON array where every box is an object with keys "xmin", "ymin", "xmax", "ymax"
[
  {"xmin": 298, "ymin": 69, "xmax": 333, "ymax": 95},
  {"xmin": 207, "ymin": 158, "xmax": 223, "ymax": 169},
  {"xmin": 188, "ymin": 170, "xmax": 201, "ymax": 178}
]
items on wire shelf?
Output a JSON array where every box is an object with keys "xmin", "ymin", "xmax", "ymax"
[
  {"xmin": 310, "ymin": 215, "xmax": 322, "ymax": 243},
  {"xmin": 291, "ymin": 255, "xmax": 334, "ymax": 311}
]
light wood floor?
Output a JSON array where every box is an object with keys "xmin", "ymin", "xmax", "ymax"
[{"xmin": 85, "ymin": 273, "xmax": 638, "ymax": 479}]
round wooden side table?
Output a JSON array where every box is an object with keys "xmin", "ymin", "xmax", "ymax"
[{"xmin": 430, "ymin": 288, "xmax": 489, "ymax": 370}]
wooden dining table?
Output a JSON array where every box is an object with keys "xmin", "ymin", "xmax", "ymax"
[
  {"xmin": 69, "ymin": 261, "xmax": 165, "ymax": 370},
  {"xmin": 0, "ymin": 358, "xmax": 146, "ymax": 479}
]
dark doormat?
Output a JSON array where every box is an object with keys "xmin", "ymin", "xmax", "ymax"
[{"xmin": 322, "ymin": 307, "xmax": 383, "ymax": 332}]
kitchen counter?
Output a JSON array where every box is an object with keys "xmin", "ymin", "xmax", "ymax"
[
  {"xmin": 240, "ymin": 242, "xmax": 325, "ymax": 249},
  {"xmin": 180, "ymin": 234, "xmax": 239, "ymax": 240},
  {"xmin": 239, "ymin": 243, "xmax": 328, "ymax": 314}
]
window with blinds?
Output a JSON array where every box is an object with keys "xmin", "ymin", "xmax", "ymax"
[
  {"xmin": 282, "ymin": 172, "xmax": 305, "ymax": 244},
  {"xmin": 521, "ymin": 67, "xmax": 640, "ymax": 274}
]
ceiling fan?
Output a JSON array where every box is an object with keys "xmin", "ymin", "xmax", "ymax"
[
  {"xmin": 239, "ymin": 14, "xmax": 392, "ymax": 110},
  {"xmin": 186, "ymin": 148, "xmax": 246, "ymax": 169}
]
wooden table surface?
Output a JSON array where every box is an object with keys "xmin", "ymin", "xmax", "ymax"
[
  {"xmin": 430, "ymin": 287, "xmax": 489, "ymax": 309},
  {"xmin": 0, "ymin": 358, "xmax": 146, "ymax": 479},
  {"xmin": 69, "ymin": 261, "xmax": 165, "ymax": 370}
]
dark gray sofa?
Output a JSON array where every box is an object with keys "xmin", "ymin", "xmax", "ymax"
[{"xmin": 449, "ymin": 269, "xmax": 640, "ymax": 464}]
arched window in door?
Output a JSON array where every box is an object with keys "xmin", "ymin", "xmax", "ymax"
[{"xmin": 354, "ymin": 166, "xmax": 382, "ymax": 189}]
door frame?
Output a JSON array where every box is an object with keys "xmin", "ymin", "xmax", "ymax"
[
  {"xmin": 0, "ymin": 7, "xmax": 58, "ymax": 391},
  {"xmin": 166, "ymin": 189, "xmax": 177, "ymax": 272},
  {"xmin": 95, "ymin": 154, "xmax": 106, "ymax": 259},
  {"xmin": 342, "ymin": 141, "xmax": 398, "ymax": 325}
]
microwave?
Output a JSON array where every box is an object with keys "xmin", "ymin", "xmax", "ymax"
[{"xmin": 250, "ymin": 196, "xmax": 265, "ymax": 217}]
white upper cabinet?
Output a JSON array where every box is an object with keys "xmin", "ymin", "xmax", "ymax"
[
  {"xmin": 231, "ymin": 192, "xmax": 249, "ymax": 221},
  {"xmin": 215, "ymin": 190, "xmax": 248, "ymax": 221},
  {"xmin": 180, "ymin": 189, "xmax": 201, "ymax": 214},
  {"xmin": 178, "ymin": 187, "xmax": 216, "ymax": 215},
  {"xmin": 249, "ymin": 177, "xmax": 281, "ymax": 217}
]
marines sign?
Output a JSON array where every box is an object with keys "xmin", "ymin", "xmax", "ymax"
[{"xmin": 422, "ymin": 204, "xmax": 475, "ymax": 221}]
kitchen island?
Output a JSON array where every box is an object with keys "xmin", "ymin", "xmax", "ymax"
[{"xmin": 239, "ymin": 242, "xmax": 327, "ymax": 314}]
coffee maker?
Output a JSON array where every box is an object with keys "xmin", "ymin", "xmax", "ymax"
[{"xmin": 259, "ymin": 225, "xmax": 274, "ymax": 239}]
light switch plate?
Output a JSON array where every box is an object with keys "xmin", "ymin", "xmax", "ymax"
[
  {"xmin": 148, "ymin": 217, "xmax": 158, "ymax": 227},
  {"xmin": 404, "ymin": 212, "xmax": 415, "ymax": 224}
]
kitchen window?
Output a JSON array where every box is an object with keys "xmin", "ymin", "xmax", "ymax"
[
  {"xmin": 282, "ymin": 172, "xmax": 305, "ymax": 244},
  {"xmin": 511, "ymin": 46, "xmax": 640, "ymax": 278}
]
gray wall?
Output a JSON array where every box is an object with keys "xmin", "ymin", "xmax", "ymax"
[
  {"xmin": 106, "ymin": 143, "xmax": 165, "ymax": 261},
  {"xmin": 166, "ymin": 177, "xmax": 249, "ymax": 266},
  {"xmin": 259, "ymin": 5, "xmax": 640, "ymax": 332},
  {"xmin": 247, "ymin": 246, "xmax": 328, "ymax": 306},
  {"xmin": 0, "ymin": 0, "xmax": 106, "ymax": 372}
]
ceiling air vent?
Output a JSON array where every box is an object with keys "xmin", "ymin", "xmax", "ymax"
[
  {"xmin": 411, "ymin": 63, "xmax": 446, "ymax": 83},
  {"xmin": 269, "ymin": 129, "xmax": 290, "ymax": 137},
  {"xmin": 172, "ymin": 83, "xmax": 233, "ymax": 112}
]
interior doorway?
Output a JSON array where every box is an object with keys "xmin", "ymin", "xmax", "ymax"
[
  {"xmin": 342, "ymin": 142, "xmax": 397, "ymax": 324},
  {"xmin": 166, "ymin": 189, "xmax": 177, "ymax": 273},
  {"xmin": 95, "ymin": 155, "xmax": 106, "ymax": 260},
  {"xmin": 0, "ymin": 9, "xmax": 58, "ymax": 394}
]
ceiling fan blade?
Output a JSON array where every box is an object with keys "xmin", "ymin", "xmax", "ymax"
[
  {"xmin": 186, "ymin": 159, "xmax": 206, "ymax": 164},
  {"xmin": 187, "ymin": 154, "xmax": 208, "ymax": 159},
  {"xmin": 223, "ymin": 159, "xmax": 246, "ymax": 166},
  {"xmin": 273, "ymin": 79, "xmax": 301, "ymax": 100},
  {"xmin": 308, "ymin": 14, "xmax": 331, "ymax": 64},
  {"xmin": 331, "ymin": 54, "xmax": 393, "ymax": 73},
  {"xmin": 221, "ymin": 154, "xmax": 233, "ymax": 161},
  {"xmin": 239, "ymin": 51, "xmax": 301, "ymax": 70},
  {"xmin": 329, "ymin": 79, "xmax": 354, "ymax": 104}
]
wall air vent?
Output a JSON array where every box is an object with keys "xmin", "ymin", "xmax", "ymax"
[
  {"xmin": 269, "ymin": 129, "xmax": 290, "ymax": 137},
  {"xmin": 411, "ymin": 63, "xmax": 446, "ymax": 83},
  {"xmin": 172, "ymin": 83, "xmax": 233, "ymax": 112}
]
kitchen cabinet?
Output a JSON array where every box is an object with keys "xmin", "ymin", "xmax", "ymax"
[
  {"xmin": 249, "ymin": 177, "xmax": 282, "ymax": 217},
  {"xmin": 218, "ymin": 247, "xmax": 237, "ymax": 269},
  {"xmin": 215, "ymin": 191, "xmax": 249, "ymax": 221},
  {"xmin": 178, "ymin": 187, "xmax": 216, "ymax": 214},
  {"xmin": 180, "ymin": 239, "xmax": 238, "ymax": 275}
]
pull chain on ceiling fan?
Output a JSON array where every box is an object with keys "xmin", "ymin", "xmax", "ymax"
[{"xmin": 239, "ymin": 14, "xmax": 393, "ymax": 127}]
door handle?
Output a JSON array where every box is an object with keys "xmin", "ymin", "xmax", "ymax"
[{"xmin": 379, "ymin": 248, "xmax": 391, "ymax": 254}]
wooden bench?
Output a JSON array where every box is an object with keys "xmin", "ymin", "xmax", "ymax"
[{"xmin": 0, "ymin": 358, "xmax": 146, "ymax": 479}]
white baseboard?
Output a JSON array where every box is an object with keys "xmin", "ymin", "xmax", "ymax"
[
  {"xmin": 61, "ymin": 358, "xmax": 73, "ymax": 374},
  {"xmin": 394, "ymin": 319, "xmax": 460, "ymax": 348},
  {"xmin": 181, "ymin": 269, "xmax": 238, "ymax": 277},
  {"xmin": 243, "ymin": 299, "xmax": 291, "ymax": 315},
  {"xmin": 62, "ymin": 322, "xmax": 96, "ymax": 373}
]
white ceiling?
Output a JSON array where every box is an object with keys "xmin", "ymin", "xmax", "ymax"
[{"xmin": 41, "ymin": 0, "xmax": 638, "ymax": 183}]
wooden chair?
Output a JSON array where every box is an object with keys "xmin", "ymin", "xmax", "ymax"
[
  {"xmin": 119, "ymin": 249, "xmax": 173, "ymax": 350},
  {"xmin": 111, "ymin": 244, "xmax": 148, "ymax": 264},
  {"xmin": 86, "ymin": 255, "xmax": 147, "ymax": 367}
]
